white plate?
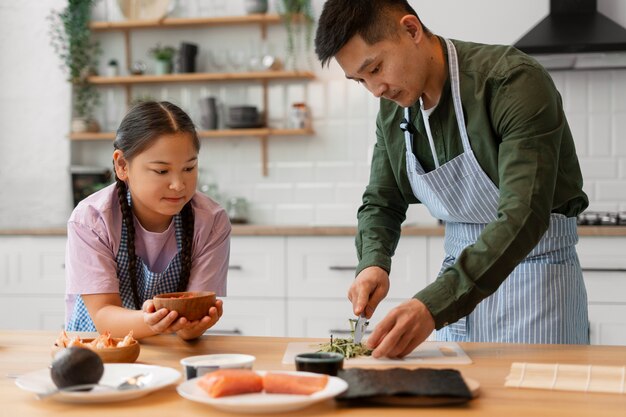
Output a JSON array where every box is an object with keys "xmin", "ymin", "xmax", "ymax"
[
  {"xmin": 15, "ymin": 363, "xmax": 181, "ymax": 403},
  {"xmin": 177, "ymin": 370, "xmax": 348, "ymax": 414}
]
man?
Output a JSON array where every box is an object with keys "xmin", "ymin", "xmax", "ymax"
[{"xmin": 315, "ymin": 0, "xmax": 589, "ymax": 358}]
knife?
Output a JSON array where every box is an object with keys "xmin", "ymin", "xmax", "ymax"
[{"xmin": 353, "ymin": 314, "xmax": 369, "ymax": 344}]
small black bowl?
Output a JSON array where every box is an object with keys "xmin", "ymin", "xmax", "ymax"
[{"xmin": 295, "ymin": 352, "xmax": 344, "ymax": 376}]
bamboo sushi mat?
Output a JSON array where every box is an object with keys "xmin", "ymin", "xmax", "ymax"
[{"xmin": 505, "ymin": 362, "xmax": 626, "ymax": 394}]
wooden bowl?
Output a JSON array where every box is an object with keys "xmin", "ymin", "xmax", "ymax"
[
  {"xmin": 51, "ymin": 339, "xmax": 140, "ymax": 363},
  {"xmin": 153, "ymin": 291, "xmax": 216, "ymax": 321}
]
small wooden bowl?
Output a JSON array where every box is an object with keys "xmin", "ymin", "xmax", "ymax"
[
  {"xmin": 153, "ymin": 291, "xmax": 217, "ymax": 321},
  {"xmin": 51, "ymin": 339, "xmax": 140, "ymax": 363}
]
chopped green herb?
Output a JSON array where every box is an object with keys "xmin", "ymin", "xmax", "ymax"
[{"xmin": 317, "ymin": 319, "xmax": 373, "ymax": 359}]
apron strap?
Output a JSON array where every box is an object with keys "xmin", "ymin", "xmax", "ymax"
[{"xmin": 444, "ymin": 38, "xmax": 473, "ymax": 153}]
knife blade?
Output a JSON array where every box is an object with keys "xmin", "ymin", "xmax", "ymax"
[{"xmin": 353, "ymin": 314, "xmax": 369, "ymax": 344}]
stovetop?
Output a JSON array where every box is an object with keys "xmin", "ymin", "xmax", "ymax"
[{"xmin": 577, "ymin": 211, "xmax": 626, "ymax": 226}]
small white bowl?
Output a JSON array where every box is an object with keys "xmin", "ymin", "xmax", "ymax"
[{"xmin": 180, "ymin": 354, "xmax": 256, "ymax": 379}]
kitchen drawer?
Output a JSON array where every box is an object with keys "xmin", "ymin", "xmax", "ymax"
[
  {"xmin": 583, "ymin": 271, "xmax": 626, "ymax": 303},
  {"xmin": 286, "ymin": 299, "xmax": 408, "ymax": 338},
  {"xmin": 0, "ymin": 237, "xmax": 66, "ymax": 295},
  {"xmin": 588, "ymin": 304, "xmax": 626, "ymax": 346},
  {"xmin": 207, "ymin": 298, "xmax": 286, "ymax": 337},
  {"xmin": 577, "ymin": 236, "xmax": 626, "ymax": 270},
  {"xmin": 227, "ymin": 236, "xmax": 286, "ymax": 297},
  {"xmin": 286, "ymin": 236, "xmax": 429, "ymax": 299},
  {"xmin": 0, "ymin": 295, "xmax": 65, "ymax": 331}
]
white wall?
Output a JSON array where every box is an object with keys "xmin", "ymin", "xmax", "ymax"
[
  {"xmin": 1, "ymin": 0, "xmax": 625, "ymax": 228},
  {"xmin": 0, "ymin": 0, "xmax": 71, "ymax": 228}
]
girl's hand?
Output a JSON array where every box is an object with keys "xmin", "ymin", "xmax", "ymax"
[
  {"xmin": 176, "ymin": 299, "xmax": 224, "ymax": 340},
  {"xmin": 141, "ymin": 299, "xmax": 188, "ymax": 334}
]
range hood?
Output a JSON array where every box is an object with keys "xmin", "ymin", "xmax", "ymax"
[{"xmin": 514, "ymin": 0, "xmax": 626, "ymax": 70}]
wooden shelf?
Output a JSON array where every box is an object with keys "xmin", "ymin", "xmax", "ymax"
[
  {"xmin": 70, "ymin": 128, "xmax": 314, "ymax": 176},
  {"xmin": 90, "ymin": 14, "xmax": 282, "ymax": 31},
  {"xmin": 81, "ymin": 14, "xmax": 315, "ymax": 176},
  {"xmin": 88, "ymin": 71, "xmax": 315, "ymax": 85},
  {"xmin": 69, "ymin": 128, "xmax": 314, "ymax": 141}
]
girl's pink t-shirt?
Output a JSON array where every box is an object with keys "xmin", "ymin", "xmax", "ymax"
[{"xmin": 65, "ymin": 183, "xmax": 231, "ymax": 323}]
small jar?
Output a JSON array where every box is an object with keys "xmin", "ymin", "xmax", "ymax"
[
  {"xmin": 227, "ymin": 197, "xmax": 249, "ymax": 224},
  {"xmin": 106, "ymin": 59, "xmax": 119, "ymax": 77},
  {"xmin": 289, "ymin": 102, "xmax": 310, "ymax": 129}
]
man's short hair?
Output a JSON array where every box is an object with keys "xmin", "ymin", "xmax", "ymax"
[{"xmin": 315, "ymin": 0, "xmax": 429, "ymax": 67}]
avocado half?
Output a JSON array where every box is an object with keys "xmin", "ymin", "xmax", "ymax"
[{"xmin": 50, "ymin": 346, "xmax": 105, "ymax": 389}]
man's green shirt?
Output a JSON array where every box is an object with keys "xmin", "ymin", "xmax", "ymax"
[{"xmin": 355, "ymin": 37, "xmax": 588, "ymax": 329}]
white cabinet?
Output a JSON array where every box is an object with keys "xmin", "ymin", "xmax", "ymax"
[
  {"xmin": 286, "ymin": 299, "xmax": 398, "ymax": 338},
  {"xmin": 7, "ymin": 232, "xmax": 626, "ymax": 345},
  {"xmin": 577, "ymin": 236, "xmax": 626, "ymax": 346},
  {"xmin": 227, "ymin": 237, "xmax": 286, "ymax": 297},
  {"xmin": 208, "ymin": 298, "xmax": 286, "ymax": 337},
  {"xmin": 286, "ymin": 236, "xmax": 429, "ymax": 300},
  {"xmin": 588, "ymin": 305, "xmax": 626, "ymax": 345},
  {"xmin": 0, "ymin": 236, "xmax": 67, "ymax": 331},
  {"xmin": 284, "ymin": 236, "xmax": 433, "ymax": 338},
  {"xmin": 210, "ymin": 236, "xmax": 287, "ymax": 336}
]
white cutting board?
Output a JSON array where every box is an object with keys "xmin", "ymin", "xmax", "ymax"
[{"xmin": 282, "ymin": 341, "xmax": 472, "ymax": 365}]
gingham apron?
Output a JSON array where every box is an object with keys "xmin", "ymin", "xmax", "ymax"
[
  {"xmin": 402, "ymin": 39, "xmax": 588, "ymax": 343},
  {"xmin": 66, "ymin": 212, "xmax": 184, "ymax": 331}
]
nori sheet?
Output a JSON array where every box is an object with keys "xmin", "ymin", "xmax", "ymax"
[{"xmin": 337, "ymin": 368, "xmax": 472, "ymax": 401}]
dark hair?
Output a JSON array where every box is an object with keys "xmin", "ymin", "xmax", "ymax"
[
  {"xmin": 113, "ymin": 101, "xmax": 199, "ymax": 309},
  {"xmin": 315, "ymin": 0, "xmax": 430, "ymax": 67}
]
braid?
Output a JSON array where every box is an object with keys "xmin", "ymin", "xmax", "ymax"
[
  {"xmin": 177, "ymin": 201, "xmax": 195, "ymax": 292},
  {"xmin": 115, "ymin": 179, "xmax": 141, "ymax": 309}
]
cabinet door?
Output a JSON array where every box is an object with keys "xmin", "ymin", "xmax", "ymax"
[
  {"xmin": 287, "ymin": 299, "xmax": 403, "ymax": 338},
  {"xmin": 577, "ymin": 236, "xmax": 626, "ymax": 303},
  {"xmin": 0, "ymin": 237, "xmax": 66, "ymax": 294},
  {"xmin": 227, "ymin": 236, "xmax": 286, "ymax": 297},
  {"xmin": 588, "ymin": 304, "xmax": 626, "ymax": 345},
  {"xmin": 0, "ymin": 295, "xmax": 65, "ymax": 331},
  {"xmin": 286, "ymin": 236, "xmax": 428, "ymax": 299},
  {"xmin": 577, "ymin": 237, "xmax": 626, "ymax": 271},
  {"xmin": 207, "ymin": 298, "xmax": 286, "ymax": 337}
]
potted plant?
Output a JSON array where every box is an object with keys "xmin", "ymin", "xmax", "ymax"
[
  {"xmin": 49, "ymin": 0, "xmax": 102, "ymax": 132},
  {"xmin": 149, "ymin": 43, "xmax": 176, "ymax": 75},
  {"xmin": 276, "ymin": 0, "xmax": 315, "ymax": 71}
]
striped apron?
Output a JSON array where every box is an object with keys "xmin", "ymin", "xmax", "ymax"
[
  {"xmin": 402, "ymin": 39, "xmax": 588, "ymax": 344},
  {"xmin": 66, "ymin": 214, "xmax": 184, "ymax": 331}
]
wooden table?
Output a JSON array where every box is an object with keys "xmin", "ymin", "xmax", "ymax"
[{"xmin": 1, "ymin": 331, "xmax": 625, "ymax": 416}]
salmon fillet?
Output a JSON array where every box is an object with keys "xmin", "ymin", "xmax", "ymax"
[
  {"xmin": 263, "ymin": 372, "xmax": 328, "ymax": 395},
  {"xmin": 197, "ymin": 369, "xmax": 263, "ymax": 398}
]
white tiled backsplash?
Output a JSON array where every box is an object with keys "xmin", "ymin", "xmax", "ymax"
[{"xmin": 1, "ymin": 0, "xmax": 625, "ymax": 228}]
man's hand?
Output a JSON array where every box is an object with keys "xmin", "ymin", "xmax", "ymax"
[
  {"xmin": 365, "ymin": 298, "xmax": 435, "ymax": 358},
  {"xmin": 347, "ymin": 266, "xmax": 390, "ymax": 318}
]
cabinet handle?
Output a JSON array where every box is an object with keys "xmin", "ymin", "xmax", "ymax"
[
  {"xmin": 328, "ymin": 266, "xmax": 357, "ymax": 271},
  {"xmin": 329, "ymin": 329, "xmax": 373, "ymax": 335},
  {"xmin": 228, "ymin": 265, "xmax": 243, "ymax": 270},
  {"xmin": 582, "ymin": 268, "xmax": 626, "ymax": 272},
  {"xmin": 206, "ymin": 328, "xmax": 242, "ymax": 335}
]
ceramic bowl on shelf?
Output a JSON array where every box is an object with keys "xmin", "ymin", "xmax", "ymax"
[
  {"xmin": 152, "ymin": 291, "xmax": 216, "ymax": 321},
  {"xmin": 227, "ymin": 106, "xmax": 264, "ymax": 129}
]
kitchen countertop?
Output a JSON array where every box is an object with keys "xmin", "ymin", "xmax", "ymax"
[
  {"xmin": 2, "ymin": 330, "xmax": 626, "ymax": 416},
  {"xmin": 1, "ymin": 225, "xmax": 626, "ymax": 236}
]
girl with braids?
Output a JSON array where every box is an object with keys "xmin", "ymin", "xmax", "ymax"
[{"xmin": 65, "ymin": 101, "xmax": 230, "ymax": 340}]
